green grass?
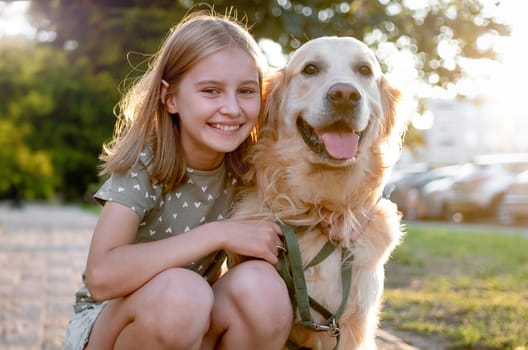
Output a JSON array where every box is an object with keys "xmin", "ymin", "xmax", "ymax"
[{"xmin": 382, "ymin": 224, "xmax": 528, "ymax": 349}]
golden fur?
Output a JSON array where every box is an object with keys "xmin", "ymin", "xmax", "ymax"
[{"xmin": 231, "ymin": 36, "xmax": 407, "ymax": 350}]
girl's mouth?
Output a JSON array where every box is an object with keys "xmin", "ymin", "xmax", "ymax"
[{"xmin": 210, "ymin": 123, "xmax": 242, "ymax": 131}]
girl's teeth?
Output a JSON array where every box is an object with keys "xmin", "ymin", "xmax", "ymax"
[{"xmin": 212, "ymin": 124, "xmax": 240, "ymax": 131}]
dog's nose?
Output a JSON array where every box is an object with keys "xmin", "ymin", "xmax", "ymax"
[{"xmin": 327, "ymin": 83, "xmax": 361, "ymax": 106}]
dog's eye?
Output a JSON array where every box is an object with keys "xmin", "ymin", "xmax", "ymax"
[
  {"xmin": 302, "ymin": 64, "xmax": 318, "ymax": 75},
  {"xmin": 358, "ymin": 65, "xmax": 372, "ymax": 76}
]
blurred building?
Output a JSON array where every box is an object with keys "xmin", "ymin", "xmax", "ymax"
[{"xmin": 405, "ymin": 98, "xmax": 528, "ymax": 167}]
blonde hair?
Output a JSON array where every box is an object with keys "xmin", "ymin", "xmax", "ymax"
[{"xmin": 99, "ymin": 11, "xmax": 264, "ymax": 192}]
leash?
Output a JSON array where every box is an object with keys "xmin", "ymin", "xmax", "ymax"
[
  {"xmin": 277, "ymin": 222, "xmax": 353, "ymax": 350},
  {"xmin": 277, "ymin": 197, "xmax": 381, "ymax": 349}
]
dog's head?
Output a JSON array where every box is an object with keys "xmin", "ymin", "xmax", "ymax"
[{"xmin": 259, "ymin": 36, "xmax": 403, "ymax": 169}]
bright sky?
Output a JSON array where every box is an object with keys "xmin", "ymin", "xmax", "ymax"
[
  {"xmin": 460, "ymin": 1, "xmax": 527, "ymax": 101},
  {"xmin": 0, "ymin": 1, "xmax": 33, "ymax": 37},
  {"xmin": 375, "ymin": 0, "xmax": 528, "ymax": 130}
]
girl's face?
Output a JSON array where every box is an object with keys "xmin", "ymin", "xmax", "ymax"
[{"xmin": 166, "ymin": 47, "xmax": 260, "ymax": 170}]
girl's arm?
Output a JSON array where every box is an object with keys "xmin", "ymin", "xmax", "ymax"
[{"xmin": 85, "ymin": 201, "xmax": 282, "ymax": 301}]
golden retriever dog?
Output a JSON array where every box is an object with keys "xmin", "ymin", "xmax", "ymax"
[{"xmin": 231, "ymin": 36, "xmax": 407, "ymax": 350}]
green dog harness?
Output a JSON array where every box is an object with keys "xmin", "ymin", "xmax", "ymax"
[{"xmin": 277, "ymin": 222, "xmax": 354, "ymax": 350}]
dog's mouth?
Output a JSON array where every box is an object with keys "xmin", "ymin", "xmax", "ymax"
[{"xmin": 297, "ymin": 118, "xmax": 361, "ymax": 160}]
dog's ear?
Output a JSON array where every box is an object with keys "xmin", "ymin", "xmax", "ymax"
[
  {"xmin": 380, "ymin": 75, "xmax": 408, "ymax": 160},
  {"xmin": 380, "ymin": 76, "xmax": 401, "ymax": 138},
  {"xmin": 259, "ymin": 68, "xmax": 285, "ymax": 139}
]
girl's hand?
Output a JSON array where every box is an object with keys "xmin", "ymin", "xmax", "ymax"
[{"xmin": 217, "ymin": 219, "xmax": 284, "ymax": 264}]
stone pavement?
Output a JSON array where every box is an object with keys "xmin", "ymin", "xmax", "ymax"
[{"xmin": 0, "ymin": 201, "xmax": 419, "ymax": 350}]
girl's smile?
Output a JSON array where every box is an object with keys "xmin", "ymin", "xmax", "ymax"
[{"xmin": 210, "ymin": 123, "xmax": 242, "ymax": 131}]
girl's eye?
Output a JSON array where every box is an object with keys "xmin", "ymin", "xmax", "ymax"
[
  {"xmin": 302, "ymin": 64, "xmax": 318, "ymax": 75},
  {"xmin": 203, "ymin": 88, "xmax": 220, "ymax": 95},
  {"xmin": 239, "ymin": 88, "xmax": 257, "ymax": 94}
]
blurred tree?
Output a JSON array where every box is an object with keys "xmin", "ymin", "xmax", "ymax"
[
  {"xmin": 0, "ymin": 117, "xmax": 54, "ymax": 200},
  {"xmin": 5, "ymin": 0, "xmax": 508, "ymax": 200},
  {"xmin": 27, "ymin": 0, "xmax": 509, "ymax": 88},
  {"xmin": 0, "ymin": 39, "xmax": 53, "ymax": 200},
  {"xmin": 0, "ymin": 38, "xmax": 117, "ymax": 200}
]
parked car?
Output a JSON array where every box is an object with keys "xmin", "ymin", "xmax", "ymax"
[
  {"xmin": 385, "ymin": 170, "xmax": 428, "ymax": 219},
  {"xmin": 387, "ymin": 164, "xmax": 469, "ymax": 220},
  {"xmin": 445, "ymin": 154, "xmax": 528, "ymax": 221},
  {"xmin": 415, "ymin": 164, "xmax": 474, "ymax": 220},
  {"xmin": 499, "ymin": 170, "xmax": 528, "ymax": 224}
]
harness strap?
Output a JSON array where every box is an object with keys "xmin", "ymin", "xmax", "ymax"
[
  {"xmin": 278, "ymin": 223, "xmax": 354, "ymax": 350},
  {"xmin": 306, "ymin": 240, "xmax": 337, "ymax": 268},
  {"xmin": 308, "ymin": 248, "xmax": 353, "ymax": 322},
  {"xmin": 281, "ymin": 223, "xmax": 313, "ymax": 324},
  {"xmin": 278, "ymin": 198, "xmax": 380, "ymax": 349}
]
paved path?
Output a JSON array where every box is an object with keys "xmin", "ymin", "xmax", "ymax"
[
  {"xmin": 0, "ymin": 201, "xmax": 419, "ymax": 350},
  {"xmin": 0, "ymin": 202, "xmax": 95, "ymax": 350}
]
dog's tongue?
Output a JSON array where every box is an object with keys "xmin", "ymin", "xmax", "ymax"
[{"xmin": 319, "ymin": 131, "xmax": 359, "ymax": 159}]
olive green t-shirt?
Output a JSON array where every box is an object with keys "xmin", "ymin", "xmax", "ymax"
[{"xmin": 73, "ymin": 150, "xmax": 237, "ymax": 313}]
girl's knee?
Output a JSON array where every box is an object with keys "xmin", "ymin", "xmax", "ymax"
[
  {"xmin": 152, "ymin": 269, "xmax": 214, "ymax": 315},
  {"xmin": 225, "ymin": 261, "xmax": 293, "ymax": 327},
  {"xmin": 230, "ymin": 261, "xmax": 288, "ymax": 300},
  {"xmin": 141, "ymin": 268, "xmax": 214, "ymax": 346}
]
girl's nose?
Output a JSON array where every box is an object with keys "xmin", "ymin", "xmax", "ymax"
[{"xmin": 219, "ymin": 93, "xmax": 241, "ymax": 116}]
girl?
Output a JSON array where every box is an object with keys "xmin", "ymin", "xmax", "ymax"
[{"xmin": 64, "ymin": 11, "xmax": 292, "ymax": 350}]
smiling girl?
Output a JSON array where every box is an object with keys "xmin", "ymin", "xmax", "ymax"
[{"xmin": 63, "ymin": 11, "xmax": 292, "ymax": 350}]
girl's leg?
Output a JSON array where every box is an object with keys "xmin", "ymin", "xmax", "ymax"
[
  {"xmin": 86, "ymin": 268, "xmax": 214, "ymax": 350},
  {"xmin": 203, "ymin": 260, "xmax": 293, "ymax": 350}
]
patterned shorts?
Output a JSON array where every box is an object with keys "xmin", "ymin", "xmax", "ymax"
[{"xmin": 63, "ymin": 302, "xmax": 107, "ymax": 350}]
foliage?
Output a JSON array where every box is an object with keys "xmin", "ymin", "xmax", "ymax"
[
  {"xmin": 0, "ymin": 118, "xmax": 54, "ymax": 199},
  {"xmin": 383, "ymin": 225, "xmax": 528, "ymax": 349},
  {"xmin": 27, "ymin": 0, "xmax": 510, "ymax": 88},
  {"xmin": 0, "ymin": 0, "xmax": 511, "ymax": 200},
  {"xmin": 0, "ymin": 38, "xmax": 117, "ymax": 200}
]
